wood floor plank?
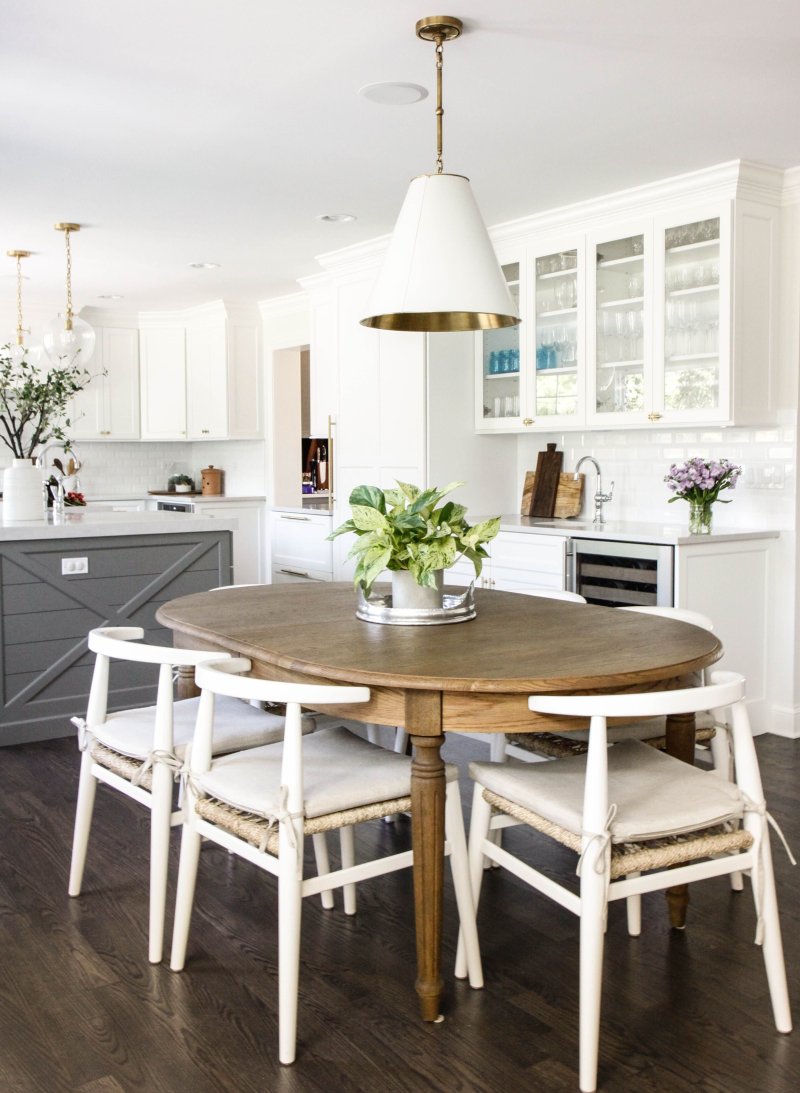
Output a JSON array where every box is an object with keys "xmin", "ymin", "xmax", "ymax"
[{"xmin": 0, "ymin": 733, "xmax": 797, "ymax": 1092}]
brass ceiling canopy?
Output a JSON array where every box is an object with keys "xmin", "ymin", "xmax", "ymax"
[{"xmin": 361, "ymin": 14, "xmax": 519, "ymax": 332}]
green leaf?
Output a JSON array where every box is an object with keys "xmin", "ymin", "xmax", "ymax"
[
  {"xmin": 395, "ymin": 480, "xmax": 420, "ymax": 502},
  {"xmin": 349, "ymin": 484, "xmax": 385, "ymax": 512},
  {"xmin": 327, "ymin": 519, "xmax": 356, "ymax": 540},
  {"xmin": 355, "ymin": 544, "xmax": 393, "ymax": 592},
  {"xmin": 350, "ymin": 505, "xmax": 389, "ymax": 532}
]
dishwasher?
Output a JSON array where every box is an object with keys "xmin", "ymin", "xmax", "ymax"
[{"xmin": 569, "ymin": 538, "xmax": 674, "ymax": 607}]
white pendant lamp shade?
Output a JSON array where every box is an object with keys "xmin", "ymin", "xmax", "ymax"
[
  {"xmin": 43, "ymin": 313, "xmax": 96, "ymax": 367},
  {"xmin": 361, "ymin": 173, "xmax": 519, "ymax": 332}
]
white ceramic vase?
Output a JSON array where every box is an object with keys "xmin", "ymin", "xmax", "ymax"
[
  {"xmin": 391, "ymin": 569, "xmax": 444, "ymax": 611},
  {"xmin": 2, "ymin": 458, "xmax": 44, "ymax": 521}
]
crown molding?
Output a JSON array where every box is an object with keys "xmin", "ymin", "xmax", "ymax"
[
  {"xmin": 257, "ymin": 291, "xmax": 309, "ymax": 318},
  {"xmin": 781, "ymin": 165, "xmax": 800, "ymax": 206}
]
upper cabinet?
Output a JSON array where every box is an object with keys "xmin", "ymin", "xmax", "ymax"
[
  {"xmin": 474, "ymin": 166, "xmax": 780, "ymax": 432},
  {"xmin": 67, "ymin": 325, "xmax": 140, "ymax": 441},
  {"xmin": 140, "ymin": 303, "xmax": 261, "ymax": 441}
]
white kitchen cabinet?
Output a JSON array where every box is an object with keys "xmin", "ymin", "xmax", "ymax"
[
  {"xmin": 474, "ymin": 177, "xmax": 779, "ymax": 433},
  {"xmin": 186, "ymin": 319, "xmax": 228, "ymax": 439},
  {"xmin": 201, "ymin": 500, "xmax": 265, "ymax": 584},
  {"xmin": 446, "ymin": 530, "xmax": 569, "ymax": 593},
  {"xmin": 68, "ymin": 326, "xmax": 140, "ymax": 441},
  {"xmin": 270, "ymin": 509, "xmax": 333, "ymax": 583},
  {"xmin": 139, "ymin": 326, "xmax": 187, "ymax": 439}
]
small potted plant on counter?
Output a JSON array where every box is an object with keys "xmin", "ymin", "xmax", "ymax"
[
  {"xmin": 170, "ymin": 474, "xmax": 195, "ymax": 494},
  {"xmin": 329, "ymin": 480, "xmax": 500, "ymax": 610}
]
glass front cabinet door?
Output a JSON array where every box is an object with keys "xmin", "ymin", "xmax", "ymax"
[
  {"xmin": 475, "ymin": 261, "xmax": 524, "ymax": 431},
  {"xmin": 530, "ymin": 239, "xmax": 584, "ymax": 428},
  {"xmin": 586, "ymin": 222, "xmax": 651, "ymax": 426},
  {"xmin": 652, "ymin": 206, "xmax": 732, "ymax": 424}
]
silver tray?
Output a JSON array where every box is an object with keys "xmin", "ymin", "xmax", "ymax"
[{"xmin": 356, "ymin": 583, "xmax": 476, "ymax": 626}]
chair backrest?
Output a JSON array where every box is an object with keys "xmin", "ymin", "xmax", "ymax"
[
  {"xmin": 191, "ymin": 658, "xmax": 371, "ymax": 820},
  {"xmin": 529, "ymin": 589, "xmax": 587, "ymax": 604},
  {"xmin": 84, "ymin": 626, "xmax": 233, "ymax": 745},
  {"xmin": 618, "ymin": 605, "xmax": 713, "ymax": 631},
  {"xmin": 528, "ymin": 670, "xmax": 744, "ymax": 720}
]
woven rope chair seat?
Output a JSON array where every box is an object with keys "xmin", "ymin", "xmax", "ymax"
[
  {"xmin": 91, "ymin": 742, "xmax": 154, "ymax": 790},
  {"xmin": 482, "ymin": 788, "xmax": 753, "ymax": 880},
  {"xmin": 195, "ymin": 792, "xmax": 413, "ymax": 855},
  {"xmin": 511, "ymin": 723, "xmax": 717, "ymax": 760}
]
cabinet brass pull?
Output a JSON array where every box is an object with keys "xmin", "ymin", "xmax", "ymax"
[
  {"xmin": 522, "ymin": 418, "xmax": 534, "ymax": 426},
  {"xmin": 202, "ymin": 429, "xmax": 210, "ymax": 434},
  {"xmin": 280, "ymin": 514, "xmax": 311, "ymax": 522},
  {"xmin": 279, "ymin": 568, "xmax": 319, "ymax": 579},
  {"xmin": 647, "ymin": 412, "xmax": 663, "ymax": 421}
]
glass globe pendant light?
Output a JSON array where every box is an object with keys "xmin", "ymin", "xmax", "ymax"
[
  {"xmin": 361, "ymin": 15, "xmax": 520, "ymax": 332},
  {"xmin": 43, "ymin": 222, "xmax": 95, "ymax": 366},
  {"xmin": 6, "ymin": 249, "xmax": 44, "ymax": 367}
]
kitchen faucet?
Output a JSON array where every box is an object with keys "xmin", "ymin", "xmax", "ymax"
[{"xmin": 574, "ymin": 455, "xmax": 614, "ymax": 525}]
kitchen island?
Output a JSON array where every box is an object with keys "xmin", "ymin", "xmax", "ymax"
[{"xmin": 0, "ymin": 508, "xmax": 236, "ymax": 745}]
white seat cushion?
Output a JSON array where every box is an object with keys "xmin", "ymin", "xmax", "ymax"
[
  {"xmin": 196, "ymin": 726, "xmax": 458, "ymax": 820},
  {"xmin": 470, "ymin": 739, "xmax": 744, "ymax": 842},
  {"xmin": 92, "ymin": 696, "xmax": 291, "ymax": 760}
]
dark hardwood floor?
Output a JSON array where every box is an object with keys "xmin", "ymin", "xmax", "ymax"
[{"xmin": 0, "ymin": 731, "xmax": 797, "ymax": 1092}]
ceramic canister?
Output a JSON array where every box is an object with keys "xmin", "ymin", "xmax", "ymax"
[
  {"xmin": 3, "ymin": 458, "xmax": 45, "ymax": 521},
  {"xmin": 201, "ymin": 465, "xmax": 223, "ymax": 495}
]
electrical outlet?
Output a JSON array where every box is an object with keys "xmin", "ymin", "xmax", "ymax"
[{"xmin": 61, "ymin": 557, "xmax": 89, "ymax": 575}]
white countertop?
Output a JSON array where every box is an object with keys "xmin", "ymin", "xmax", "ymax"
[
  {"xmin": 494, "ymin": 514, "xmax": 779, "ymax": 546},
  {"xmin": 90, "ymin": 494, "xmax": 265, "ymax": 504},
  {"xmin": 272, "ymin": 503, "xmax": 333, "ymax": 516},
  {"xmin": 0, "ymin": 507, "xmax": 239, "ymax": 541}
]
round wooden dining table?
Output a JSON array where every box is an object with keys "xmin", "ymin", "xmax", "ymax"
[{"xmin": 156, "ymin": 581, "xmax": 722, "ymax": 1022}]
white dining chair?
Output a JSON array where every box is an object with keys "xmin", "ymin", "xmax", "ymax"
[
  {"xmin": 69, "ymin": 626, "xmax": 299, "ymax": 964},
  {"xmin": 458, "ymin": 671, "xmax": 793, "ymax": 1092},
  {"xmin": 169, "ymin": 656, "xmax": 483, "ymax": 1065}
]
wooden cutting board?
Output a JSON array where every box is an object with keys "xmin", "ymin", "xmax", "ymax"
[
  {"xmin": 529, "ymin": 443, "xmax": 563, "ymax": 517},
  {"xmin": 521, "ymin": 471, "xmax": 585, "ymax": 518}
]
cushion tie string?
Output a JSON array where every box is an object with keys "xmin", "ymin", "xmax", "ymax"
[
  {"xmin": 132, "ymin": 749, "xmax": 183, "ymax": 787},
  {"xmin": 576, "ymin": 803, "xmax": 618, "ymax": 879},
  {"xmin": 742, "ymin": 793, "xmax": 795, "ymax": 945},
  {"xmin": 71, "ymin": 716, "xmax": 90, "ymax": 752}
]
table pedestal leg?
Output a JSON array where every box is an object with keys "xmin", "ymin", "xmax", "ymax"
[
  {"xmin": 175, "ymin": 663, "xmax": 200, "ymax": 700},
  {"xmin": 665, "ymin": 710, "xmax": 696, "ymax": 928},
  {"xmin": 407, "ymin": 691, "xmax": 446, "ymax": 1022}
]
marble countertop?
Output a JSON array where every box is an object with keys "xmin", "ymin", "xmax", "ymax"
[
  {"xmin": 493, "ymin": 514, "xmax": 780, "ymax": 546},
  {"xmin": 0, "ymin": 507, "xmax": 239, "ymax": 541}
]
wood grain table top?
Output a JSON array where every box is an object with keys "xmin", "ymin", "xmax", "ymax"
[{"xmin": 156, "ymin": 582, "xmax": 722, "ymax": 695}]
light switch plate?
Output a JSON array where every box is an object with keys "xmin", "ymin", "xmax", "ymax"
[{"xmin": 61, "ymin": 557, "xmax": 89, "ymax": 575}]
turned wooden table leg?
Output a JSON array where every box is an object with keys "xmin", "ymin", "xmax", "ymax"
[
  {"xmin": 407, "ymin": 689, "xmax": 446, "ymax": 1022},
  {"xmin": 175, "ymin": 663, "xmax": 200, "ymax": 700},
  {"xmin": 665, "ymin": 709, "xmax": 697, "ymax": 928}
]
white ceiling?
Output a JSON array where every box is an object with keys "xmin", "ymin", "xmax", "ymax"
[{"xmin": 2, "ymin": 0, "xmax": 799, "ymax": 315}]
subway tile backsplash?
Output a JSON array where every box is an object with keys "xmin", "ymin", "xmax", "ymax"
[{"xmin": 517, "ymin": 426, "xmax": 796, "ymax": 529}]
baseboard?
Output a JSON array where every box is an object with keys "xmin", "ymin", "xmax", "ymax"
[{"xmin": 765, "ymin": 704, "xmax": 800, "ymax": 739}]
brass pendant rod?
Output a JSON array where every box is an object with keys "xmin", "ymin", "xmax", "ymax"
[{"xmin": 435, "ymin": 36, "xmax": 444, "ymax": 174}]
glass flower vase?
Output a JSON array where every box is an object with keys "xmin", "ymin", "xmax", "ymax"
[{"xmin": 688, "ymin": 499, "xmax": 713, "ymax": 535}]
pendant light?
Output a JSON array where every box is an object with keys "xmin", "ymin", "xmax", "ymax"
[
  {"xmin": 361, "ymin": 15, "xmax": 519, "ymax": 333},
  {"xmin": 6, "ymin": 249, "xmax": 43, "ymax": 366},
  {"xmin": 43, "ymin": 223, "xmax": 96, "ymax": 366}
]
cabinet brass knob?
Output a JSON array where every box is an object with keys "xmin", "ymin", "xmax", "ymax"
[
  {"xmin": 522, "ymin": 418, "xmax": 534, "ymax": 426},
  {"xmin": 647, "ymin": 412, "xmax": 663, "ymax": 422}
]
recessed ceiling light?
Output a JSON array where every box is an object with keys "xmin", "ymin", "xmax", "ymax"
[
  {"xmin": 188, "ymin": 261, "xmax": 220, "ymax": 269},
  {"xmin": 316, "ymin": 213, "xmax": 357, "ymax": 224},
  {"xmin": 98, "ymin": 294, "xmax": 124, "ymax": 300},
  {"xmin": 359, "ymin": 81, "xmax": 428, "ymax": 106}
]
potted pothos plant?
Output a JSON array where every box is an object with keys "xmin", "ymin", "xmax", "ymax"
[{"xmin": 329, "ymin": 481, "xmax": 500, "ymax": 609}]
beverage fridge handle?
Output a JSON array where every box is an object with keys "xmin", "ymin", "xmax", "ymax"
[
  {"xmin": 327, "ymin": 414, "xmax": 335, "ymax": 514},
  {"xmin": 566, "ymin": 539, "xmax": 577, "ymax": 594}
]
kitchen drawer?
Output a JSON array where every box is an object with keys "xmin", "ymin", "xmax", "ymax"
[
  {"xmin": 272, "ymin": 563, "xmax": 332, "ymax": 584},
  {"xmin": 270, "ymin": 510, "xmax": 333, "ymax": 574},
  {"xmin": 491, "ymin": 530, "xmax": 567, "ymax": 577}
]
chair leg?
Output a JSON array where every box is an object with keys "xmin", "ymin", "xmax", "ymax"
[
  {"xmin": 445, "ymin": 782, "xmax": 483, "ymax": 988},
  {"xmin": 625, "ymin": 877, "xmax": 642, "ymax": 937},
  {"xmin": 278, "ymin": 834, "xmax": 303, "ymax": 1065},
  {"xmin": 455, "ymin": 783, "xmax": 493, "ymax": 980},
  {"xmin": 579, "ymin": 867, "xmax": 608, "ymax": 1093},
  {"xmin": 149, "ymin": 762, "xmax": 175, "ymax": 964},
  {"xmin": 312, "ymin": 833, "xmax": 335, "ymax": 910},
  {"xmin": 68, "ymin": 750, "xmax": 97, "ymax": 897},
  {"xmin": 489, "ymin": 733, "xmax": 507, "ymax": 763},
  {"xmin": 169, "ymin": 825, "xmax": 202, "ymax": 971},
  {"xmin": 754, "ymin": 832, "xmax": 793, "ymax": 1033},
  {"xmin": 340, "ymin": 826, "xmax": 357, "ymax": 915}
]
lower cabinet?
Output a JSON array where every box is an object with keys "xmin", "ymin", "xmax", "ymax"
[
  {"xmin": 446, "ymin": 531, "xmax": 570, "ymax": 593},
  {"xmin": 270, "ymin": 509, "xmax": 333, "ymax": 583},
  {"xmin": 200, "ymin": 501, "xmax": 265, "ymax": 585}
]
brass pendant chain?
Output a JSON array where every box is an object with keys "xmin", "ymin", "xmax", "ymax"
[
  {"xmin": 15, "ymin": 253, "xmax": 23, "ymax": 344},
  {"xmin": 64, "ymin": 228, "xmax": 74, "ymax": 331}
]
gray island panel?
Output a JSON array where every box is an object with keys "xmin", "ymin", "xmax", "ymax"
[{"xmin": 0, "ymin": 527, "xmax": 232, "ymax": 746}]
